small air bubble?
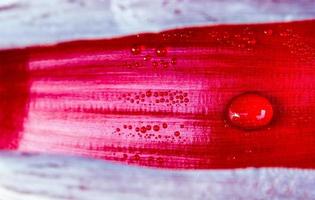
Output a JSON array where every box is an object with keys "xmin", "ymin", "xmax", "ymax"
[
  {"xmin": 152, "ymin": 61, "xmax": 158, "ymax": 67},
  {"xmin": 174, "ymin": 131, "xmax": 180, "ymax": 137},
  {"xmin": 264, "ymin": 29, "xmax": 273, "ymax": 36},
  {"xmin": 247, "ymin": 39, "xmax": 256, "ymax": 45},
  {"xmin": 134, "ymin": 154, "xmax": 140, "ymax": 161},
  {"xmin": 146, "ymin": 90, "xmax": 152, "ymax": 97},
  {"xmin": 153, "ymin": 125, "xmax": 160, "ymax": 131},
  {"xmin": 161, "ymin": 61, "xmax": 169, "ymax": 68},
  {"xmin": 162, "ymin": 123, "xmax": 168, "ymax": 129},
  {"xmin": 140, "ymin": 126, "xmax": 146, "ymax": 133},
  {"xmin": 155, "ymin": 47, "xmax": 168, "ymax": 57},
  {"xmin": 122, "ymin": 154, "xmax": 128, "ymax": 160},
  {"xmin": 131, "ymin": 45, "xmax": 142, "ymax": 55},
  {"xmin": 171, "ymin": 57, "xmax": 177, "ymax": 65},
  {"xmin": 144, "ymin": 55, "xmax": 152, "ymax": 61}
]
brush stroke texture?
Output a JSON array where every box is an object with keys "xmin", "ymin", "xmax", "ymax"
[{"xmin": 1, "ymin": 20, "xmax": 315, "ymax": 169}]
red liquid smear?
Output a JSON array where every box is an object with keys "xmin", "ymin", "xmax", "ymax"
[{"xmin": 0, "ymin": 20, "xmax": 315, "ymax": 169}]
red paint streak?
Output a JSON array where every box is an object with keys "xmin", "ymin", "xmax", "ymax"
[
  {"xmin": 0, "ymin": 50, "xmax": 30, "ymax": 149},
  {"xmin": 1, "ymin": 20, "xmax": 315, "ymax": 169}
]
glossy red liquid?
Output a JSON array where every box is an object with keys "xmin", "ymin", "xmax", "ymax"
[
  {"xmin": 227, "ymin": 92, "xmax": 274, "ymax": 130},
  {"xmin": 0, "ymin": 20, "xmax": 315, "ymax": 169}
]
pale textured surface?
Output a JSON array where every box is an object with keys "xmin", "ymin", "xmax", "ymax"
[
  {"xmin": 0, "ymin": 152, "xmax": 314, "ymax": 200},
  {"xmin": 1, "ymin": 0, "xmax": 315, "ymax": 48}
]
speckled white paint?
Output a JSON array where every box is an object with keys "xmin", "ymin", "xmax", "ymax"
[
  {"xmin": 1, "ymin": 0, "xmax": 315, "ymax": 48},
  {"xmin": 0, "ymin": 152, "xmax": 314, "ymax": 200}
]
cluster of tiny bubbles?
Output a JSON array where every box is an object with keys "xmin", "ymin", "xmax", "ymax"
[
  {"xmin": 125, "ymin": 155, "xmax": 166, "ymax": 165},
  {"xmin": 279, "ymin": 28, "xmax": 315, "ymax": 63},
  {"xmin": 208, "ymin": 27, "xmax": 258, "ymax": 51},
  {"xmin": 124, "ymin": 60, "xmax": 141, "ymax": 69},
  {"xmin": 289, "ymin": 108, "xmax": 313, "ymax": 126},
  {"xmin": 116, "ymin": 89, "xmax": 190, "ymax": 107},
  {"xmin": 123, "ymin": 44, "xmax": 143, "ymax": 68},
  {"xmin": 129, "ymin": 43, "xmax": 177, "ymax": 70},
  {"xmin": 111, "ymin": 124, "xmax": 189, "ymax": 164},
  {"xmin": 112, "ymin": 121, "xmax": 187, "ymax": 160},
  {"xmin": 238, "ymin": 27, "xmax": 257, "ymax": 51},
  {"xmin": 208, "ymin": 31, "xmax": 230, "ymax": 45},
  {"xmin": 161, "ymin": 31, "xmax": 193, "ymax": 42}
]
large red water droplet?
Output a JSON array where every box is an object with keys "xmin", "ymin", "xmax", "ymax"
[{"xmin": 227, "ymin": 93, "xmax": 274, "ymax": 130}]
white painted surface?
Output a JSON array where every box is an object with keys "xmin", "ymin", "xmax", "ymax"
[
  {"xmin": 1, "ymin": 0, "xmax": 315, "ymax": 48},
  {"xmin": 0, "ymin": 152, "xmax": 314, "ymax": 200}
]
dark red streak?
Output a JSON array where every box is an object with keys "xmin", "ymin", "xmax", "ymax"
[{"xmin": 0, "ymin": 20, "xmax": 315, "ymax": 169}]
